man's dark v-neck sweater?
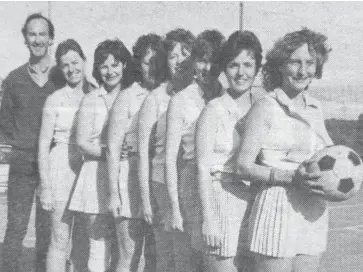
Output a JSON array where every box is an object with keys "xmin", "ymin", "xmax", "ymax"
[{"xmin": 0, "ymin": 63, "xmax": 61, "ymax": 161}]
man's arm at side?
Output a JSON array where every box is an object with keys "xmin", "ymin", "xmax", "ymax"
[{"xmin": 0, "ymin": 77, "xmax": 14, "ymax": 145}]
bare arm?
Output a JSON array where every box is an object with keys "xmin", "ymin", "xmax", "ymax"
[
  {"xmin": 195, "ymin": 105, "xmax": 217, "ymax": 224},
  {"xmin": 165, "ymin": 97, "xmax": 183, "ymax": 211},
  {"xmin": 164, "ymin": 95, "xmax": 184, "ymax": 230},
  {"xmin": 107, "ymin": 90, "xmax": 129, "ymax": 201},
  {"xmin": 38, "ymin": 95, "xmax": 57, "ymax": 210},
  {"xmin": 237, "ymin": 99, "xmax": 295, "ymax": 185},
  {"xmin": 38, "ymin": 95, "xmax": 57, "ymax": 189},
  {"xmin": 76, "ymin": 95, "xmax": 103, "ymax": 158},
  {"xmin": 138, "ymin": 94, "xmax": 158, "ymax": 223}
]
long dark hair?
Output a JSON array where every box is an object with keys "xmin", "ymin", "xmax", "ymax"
[{"xmin": 132, "ymin": 33, "xmax": 167, "ymax": 88}]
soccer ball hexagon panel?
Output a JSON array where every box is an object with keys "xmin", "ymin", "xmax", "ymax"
[{"xmin": 305, "ymin": 145, "xmax": 363, "ymax": 202}]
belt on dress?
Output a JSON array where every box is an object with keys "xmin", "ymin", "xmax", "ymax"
[
  {"xmin": 210, "ymin": 171, "xmax": 238, "ymax": 183},
  {"xmin": 119, "ymin": 151, "xmax": 138, "ymax": 161},
  {"xmin": 210, "ymin": 171, "xmax": 251, "ymax": 187},
  {"xmin": 128, "ymin": 151, "xmax": 138, "ymax": 157},
  {"xmin": 83, "ymin": 155, "xmax": 106, "ymax": 162},
  {"xmin": 54, "ymin": 141, "xmax": 78, "ymax": 146}
]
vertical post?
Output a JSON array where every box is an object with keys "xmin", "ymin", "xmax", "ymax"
[
  {"xmin": 48, "ymin": 1, "xmax": 52, "ymax": 21},
  {"xmin": 239, "ymin": 2, "xmax": 244, "ymax": 31},
  {"xmin": 48, "ymin": 1, "xmax": 52, "ymax": 54}
]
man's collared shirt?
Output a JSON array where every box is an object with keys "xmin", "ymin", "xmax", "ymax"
[{"xmin": 27, "ymin": 62, "xmax": 52, "ymax": 88}]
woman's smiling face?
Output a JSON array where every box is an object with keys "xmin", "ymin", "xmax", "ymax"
[
  {"xmin": 225, "ymin": 49, "xmax": 256, "ymax": 93},
  {"xmin": 280, "ymin": 43, "xmax": 317, "ymax": 94},
  {"xmin": 99, "ymin": 54, "xmax": 124, "ymax": 88},
  {"xmin": 167, "ymin": 42, "xmax": 191, "ymax": 78},
  {"xmin": 59, "ymin": 50, "xmax": 85, "ymax": 87}
]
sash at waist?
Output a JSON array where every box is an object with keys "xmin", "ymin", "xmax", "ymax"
[
  {"xmin": 54, "ymin": 141, "xmax": 77, "ymax": 146},
  {"xmin": 258, "ymin": 148, "xmax": 313, "ymax": 171},
  {"xmin": 210, "ymin": 171, "xmax": 250, "ymax": 187}
]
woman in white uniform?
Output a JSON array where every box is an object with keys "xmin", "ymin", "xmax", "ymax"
[
  {"xmin": 68, "ymin": 39, "xmax": 133, "ymax": 272},
  {"xmin": 107, "ymin": 33, "xmax": 166, "ymax": 272},
  {"xmin": 237, "ymin": 28, "xmax": 333, "ymax": 272},
  {"xmin": 164, "ymin": 29, "xmax": 225, "ymax": 271},
  {"xmin": 138, "ymin": 28, "xmax": 195, "ymax": 272},
  {"xmin": 195, "ymin": 31, "xmax": 265, "ymax": 272},
  {"xmin": 38, "ymin": 39, "xmax": 92, "ymax": 272}
]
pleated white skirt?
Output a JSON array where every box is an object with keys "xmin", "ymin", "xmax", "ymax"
[
  {"xmin": 49, "ymin": 143, "xmax": 82, "ymax": 204},
  {"xmin": 68, "ymin": 159, "xmax": 110, "ymax": 214},
  {"xmin": 192, "ymin": 171, "xmax": 252, "ymax": 257},
  {"xmin": 249, "ymin": 185, "xmax": 328, "ymax": 258},
  {"xmin": 117, "ymin": 155, "xmax": 142, "ymax": 218}
]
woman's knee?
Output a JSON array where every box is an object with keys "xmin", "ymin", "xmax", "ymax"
[
  {"xmin": 88, "ymin": 214, "xmax": 113, "ymax": 240},
  {"xmin": 88, "ymin": 238, "xmax": 111, "ymax": 272},
  {"xmin": 50, "ymin": 222, "xmax": 71, "ymax": 251},
  {"xmin": 115, "ymin": 218, "xmax": 144, "ymax": 261}
]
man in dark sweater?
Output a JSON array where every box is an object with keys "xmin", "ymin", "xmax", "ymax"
[{"xmin": 0, "ymin": 13, "xmax": 61, "ymax": 272}]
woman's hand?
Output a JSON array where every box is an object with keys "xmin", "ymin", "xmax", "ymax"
[
  {"xmin": 202, "ymin": 219, "xmax": 222, "ymax": 249},
  {"xmin": 292, "ymin": 161, "xmax": 325, "ymax": 196},
  {"xmin": 142, "ymin": 202, "xmax": 154, "ymax": 225},
  {"xmin": 109, "ymin": 194, "xmax": 123, "ymax": 218},
  {"xmin": 40, "ymin": 187, "xmax": 53, "ymax": 211},
  {"xmin": 164, "ymin": 208, "xmax": 184, "ymax": 232},
  {"xmin": 120, "ymin": 142, "xmax": 130, "ymax": 160}
]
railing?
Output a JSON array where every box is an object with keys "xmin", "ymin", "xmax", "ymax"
[{"xmin": 0, "ymin": 144, "xmax": 11, "ymax": 193}]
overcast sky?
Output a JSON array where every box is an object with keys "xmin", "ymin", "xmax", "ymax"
[{"xmin": 0, "ymin": 1, "xmax": 362, "ymax": 113}]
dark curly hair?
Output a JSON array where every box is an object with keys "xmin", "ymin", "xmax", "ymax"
[
  {"xmin": 163, "ymin": 28, "xmax": 196, "ymax": 91},
  {"xmin": 263, "ymin": 28, "xmax": 331, "ymax": 91},
  {"xmin": 92, "ymin": 39, "xmax": 133, "ymax": 88},
  {"xmin": 195, "ymin": 29, "xmax": 225, "ymax": 62},
  {"xmin": 219, "ymin": 30, "xmax": 262, "ymax": 74},
  {"xmin": 164, "ymin": 28, "xmax": 195, "ymax": 55},
  {"xmin": 132, "ymin": 33, "xmax": 167, "ymax": 86},
  {"xmin": 55, "ymin": 39, "xmax": 86, "ymax": 66},
  {"xmin": 193, "ymin": 29, "xmax": 225, "ymax": 77},
  {"xmin": 22, "ymin": 13, "xmax": 55, "ymax": 39}
]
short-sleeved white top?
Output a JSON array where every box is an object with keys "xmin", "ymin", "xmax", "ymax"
[
  {"xmin": 258, "ymin": 88, "xmax": 333, "ymax": 170},
  {"xmin": 145, "ymin": 83, "xmax": 171, "ymax": 183},
  {"xmin": 206, "ymin": 88, "xmax": 264, "ymax": 174},
  {"xmin": 120, "ymin": 82, "xmax": 150, "ymax": 152},
  {"xmin": 43, "ymin": 85, "xmax": 84, "ymax": 145},
  {"xmin": 169, "ymin": 82, "xmax": 205, "ymax": 161}
]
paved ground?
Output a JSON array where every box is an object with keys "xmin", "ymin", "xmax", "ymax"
[
  {"xmin": 0, "ymin": 192, "xmax": 36, "ymax": 271},
  {"xmin": 0, "ymin": 189, "xmax": 363, "ymax": 272}
]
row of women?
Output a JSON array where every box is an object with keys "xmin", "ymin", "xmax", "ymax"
[{"xmin": 38, "ymin": 26, "xmax": 333, "ymax": 272}]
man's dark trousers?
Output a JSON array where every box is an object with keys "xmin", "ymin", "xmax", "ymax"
[{"xmin": 2, "ymin": 150, "xmax": 51, "ymax": 272}]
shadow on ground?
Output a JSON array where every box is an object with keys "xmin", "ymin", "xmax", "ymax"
[{"xmin": 0, "ymin": 243, "xmax": 36, "ymax": 272}]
